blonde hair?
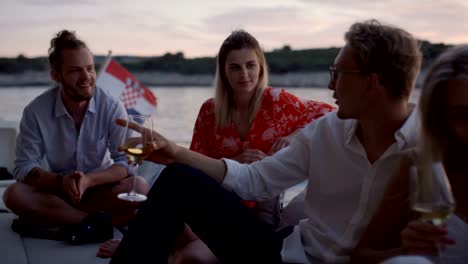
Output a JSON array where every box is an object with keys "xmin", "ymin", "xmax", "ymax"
[
  {"xmin": 418, "ymin": 45, "xmax": 468, "ymax": 165},
  {"xmin": 214, "ymin": 30, "xmax": 269, "ymax": 129},
  {"xmin": 345, "ymin": 19, "xmax": 422, "ymax": 99}
]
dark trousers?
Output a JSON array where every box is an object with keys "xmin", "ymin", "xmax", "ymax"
[{"xmin": 110, "ymin": 163, "xmax": 284, "ymax": 264}]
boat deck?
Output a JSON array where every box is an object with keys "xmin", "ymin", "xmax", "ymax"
[
  {"xmin": 0, "ymin": 178, "xmax": 122, "ymax": 264},
  {"xmin": 0, "ymin": 161, "xmax": 164, "ymax": 264}
]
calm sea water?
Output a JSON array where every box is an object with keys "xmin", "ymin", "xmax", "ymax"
[
  {"xmin": 0, "ymin": 86, "xmax": 336, "ymax": 145},
  {"xmin": 0, "ymin": 85, "xmax": 420, "ymax": 146}
]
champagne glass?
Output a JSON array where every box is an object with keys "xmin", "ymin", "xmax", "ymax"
[
  {"xmin": 117, "ymin": 114, "xmax": 153, "ymax": 202},
  {"xmin": 410, "ymin": 162, "xmax": 456, "ymax": 262}
]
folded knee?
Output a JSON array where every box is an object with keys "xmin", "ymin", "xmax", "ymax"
[
  {"xmin": 158, "ymin": 164, "xmax": 210, "ymax": 186},
  {"xmin": 3, "ymin": 183, "xmax": 21, "ymax": 211},
  {"xmin": 133, "ymin": 176, "xmax": 150, "ymax": 194},
  {"xmin": 172, "ymin": 241, "xmax": 218, "ymax": 264}
]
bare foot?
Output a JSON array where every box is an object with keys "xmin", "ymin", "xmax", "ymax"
[{"xmin": 96, "ymin": 238, "xmax": 121, "ymax": 258}]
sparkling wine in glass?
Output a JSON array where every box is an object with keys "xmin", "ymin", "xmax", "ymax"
[
  {"xmin": 410, "ymin": 162, "xmax": 456, "ymax": 225},
  {"xmin": 410, "ymin": 161, "xmax": 456, "ymax": 262},
  {"xmin": 117, "ymin": 114, "xmax": 153, "ymax": 202}
]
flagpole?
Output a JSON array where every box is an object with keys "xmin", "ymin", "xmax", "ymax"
[{"xmin": 97, "ymin": 50, "xmax": 112, "ymax": 79}]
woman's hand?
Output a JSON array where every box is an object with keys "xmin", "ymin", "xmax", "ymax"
[
  {"xmin": 270, "ymin": 127, "xmax": 304, "ymax": 155},
  {"xmin": 232, "ymin": 149, "xmax": 267, "ymax": 164},
  {"xmin": 401, "ymin": 220, "xmax": 455, "ymax": 256},
  {"xmin": 269, "ymin": 136, "xmax": 293, "ymax": 154},
  {"xmin": 116, "ymin": 118, "xmax": 179, "ymax": 165}
]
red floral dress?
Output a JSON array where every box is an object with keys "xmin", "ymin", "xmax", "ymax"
[{"xmin": 190, "ymin": 87, "xmax": 335, "ymax": 159}]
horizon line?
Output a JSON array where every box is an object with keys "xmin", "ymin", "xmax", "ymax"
[{"xmin": 1, "ymin": 39, "xmax": 463, "ymax": 59}]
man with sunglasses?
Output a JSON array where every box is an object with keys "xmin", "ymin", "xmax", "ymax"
[{"xmin": 111, "ymin": 19, "xmax": 422, "ymax": 264}]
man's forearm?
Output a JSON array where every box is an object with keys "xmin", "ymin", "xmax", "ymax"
[
  {"xmin": 86, "ymin": 164, "xmax": 128, "ymax": 187},
  {"xmin": 24, "ymin": 167, "xmax": 58, "ymax": 192},
  {"xmin": 175, "ymin": 147, "xmax": 227, "ymax": 183}
]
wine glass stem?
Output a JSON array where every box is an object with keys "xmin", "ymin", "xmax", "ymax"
[{"xmin": 131, "ymin": 163, "xmax": 138, "ymax": 194}]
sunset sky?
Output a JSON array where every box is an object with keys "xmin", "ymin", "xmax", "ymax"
[{"xmin": 1, "ymin": 0, "xmax": 467, "ymax": 58}]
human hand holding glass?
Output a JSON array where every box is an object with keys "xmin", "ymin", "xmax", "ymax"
[
  {"xmin": 115, "ymin": 117, "xmax": 179, "ymax": 165},
  {"xmin": 117, "ymin": 114, "xmax": 153, "ymax": 202},
  {"xmin": 409, "ymin": 162, "xmax": 456, "ymax": 261}
]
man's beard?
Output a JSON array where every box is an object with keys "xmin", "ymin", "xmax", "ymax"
[{"xmin": 62, "ymin": 84, "xmax": 93, "ymax": 102}]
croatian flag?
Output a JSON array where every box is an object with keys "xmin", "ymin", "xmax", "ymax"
[{"xmin": 96, "ymin": 57, "xmax": 157, "ymax": 116}]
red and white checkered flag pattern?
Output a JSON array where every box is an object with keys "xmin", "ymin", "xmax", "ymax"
[
  {"xmin": 120, "ymin": 78, "xmax": 145, "ymax": 109},
  {"xmin": 96, "ymin": 59, "xmax": 157, "ymax": 116}
]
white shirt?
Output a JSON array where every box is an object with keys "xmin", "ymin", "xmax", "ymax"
[{"xmin": 222, "ymin": 111, "xmax": 419, "ymax": 263}]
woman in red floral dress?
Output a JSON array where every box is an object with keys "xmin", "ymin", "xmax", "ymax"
[{"xmin": 190, "ymin": 30, "xmax": 334, "ymax": 207}]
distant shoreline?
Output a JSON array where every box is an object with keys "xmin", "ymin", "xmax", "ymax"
[
  {"xmin": 0, "ymin": 71, "xmax": 331, "ymax": 88},
  {"xmin": 0, "ymin": 70, "xmax": 427, "ymax": 88}
]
